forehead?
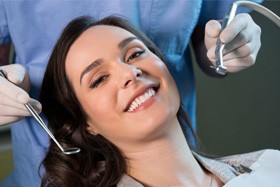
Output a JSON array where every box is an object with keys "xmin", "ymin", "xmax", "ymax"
[
  {"xmin": 75, "ymin": 25, "xmax": 136, "ymax": 47},
  {"xmin": 66, "ymin": 25, "xmax": 139, "ymax": 63}
]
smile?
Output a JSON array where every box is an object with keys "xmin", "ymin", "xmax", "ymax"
[
  {"xmin": 127, "ymin": 88, "xmax": 156, "ymax": 112},
  {"xmin": 124, "ymin": 84, "xmax": 159, "ymax": 112}
]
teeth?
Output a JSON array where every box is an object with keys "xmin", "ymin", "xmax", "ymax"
[
  {"xmin": 127, "ymin": 88, "xmax": 156, "ymax": 112},
  {"xmin": 135, "ymin": 98, "xmax": 141, "ymax": 105}
]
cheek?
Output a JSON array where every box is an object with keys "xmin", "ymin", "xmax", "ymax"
[
  {"xmin": 81, "ymin": 90, "xmax": 119, "ymax": 133},
  {"xmin": 139, "ymin": 56, "xmax": 166, "ymax": 78},
  {"xmin": 152, "ymin": 59, "xmax": 179, "ymax": 97},
  {"xmin": 142, "ymin": 56, "xmax": 180, "ymax": 105},
  {"xmin": 158, "ymin": 62, "xmax": 180, "ymax": 112},
  {"xmin": 85, "ymin": 94, "xmax": 113, "ymax": 120}
]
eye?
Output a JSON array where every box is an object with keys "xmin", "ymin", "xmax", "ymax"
[
  {"xmin": 127, "ymin": 49, "xmax": 146, "ymax": 63},
  {"xmin": 90, "ymin": 75, "xmax": 109, "ymax": 89}
]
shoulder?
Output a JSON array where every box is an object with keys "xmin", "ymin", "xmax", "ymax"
[{"xmin": 117, "ymin": 174, "xmax": 143, "ymax": 187}]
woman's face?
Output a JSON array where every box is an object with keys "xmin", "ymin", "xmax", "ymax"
[{"xmin": 65, "ymin": 25, "xmax": 180, "ymax": 149}]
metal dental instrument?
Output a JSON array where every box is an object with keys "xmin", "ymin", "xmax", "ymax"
[
  {"xmin": 213, "ymin": 1, "xmax": 280, "ymax": 75},
  {"xmin": 24, "ymin": 103, "xmax": 81, "ymax": 155},
  {"xmin": 0, "ymin": 70, "xmax": 81, "ymax": 155}
]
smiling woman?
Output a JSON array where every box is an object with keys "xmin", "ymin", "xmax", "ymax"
[
  {"xmin": 39, "ymin": 16, "xmax": 280, "ymax": 187},
  {"xmin": 39, "ymin": 16, "xmax": 198, "ymax": 186}
]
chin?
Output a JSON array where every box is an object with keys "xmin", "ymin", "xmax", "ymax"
[{"xmin": 137, "ymin": 107, "xmax": 178, "ymax": 138}]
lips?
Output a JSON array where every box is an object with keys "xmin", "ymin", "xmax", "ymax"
[{"xmin": 124, "ymin": 84, "xmax": 159, "ymax": 112}]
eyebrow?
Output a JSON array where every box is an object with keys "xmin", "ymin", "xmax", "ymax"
[
  {"xmin": 80, "ymin": 58, "xmax": 103, "ymax": 84},
  {"xmin": 79, "ymin": 36, "xmax": 139, "ymax": 85},
  {"xmin": 118, "ymin": 36, "xmax": 138, "ymax": 49}
]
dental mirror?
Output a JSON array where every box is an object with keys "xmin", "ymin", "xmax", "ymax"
[{"xmin": 24, "ymin": 102, "xmax": 81, "ymax": 155}]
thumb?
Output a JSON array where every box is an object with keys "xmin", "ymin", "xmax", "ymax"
[
  {"xmin": 4, "ymin": 64, "xmax": 26, "ymax": 85},
  {"xmin": 3, "ymin": 64, "xmax": 30, "ymax": 92},
  {"xmin": 205, "ymin": 20, "xmax": 222, "ymax": 49},
  {"xmin": 1, "ymin": 64, "xmax": 31, "ymax": 104},
  {"xmin": 205, "ymin": 20, "xmax": 221, "ymax": 38}
]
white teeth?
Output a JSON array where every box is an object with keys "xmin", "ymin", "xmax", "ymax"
[
  {"xmin": 135, "ymin": 98, "xmax": 141, "ymax": 105},
  {"xmin": 127, "ymin": 88, "xmax": 156, "ymax": 112},
  {"xmin": 140, "ymin": 95, "xmax": 145, "ymax": 102}
]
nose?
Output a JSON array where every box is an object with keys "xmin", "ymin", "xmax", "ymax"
[{"xmin": 117, "ymin": 63, "xmax": 142, "ymax": 88}]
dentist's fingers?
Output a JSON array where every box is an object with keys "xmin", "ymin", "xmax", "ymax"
[
  {"xmin": 0, "ymin": 73, "xmax": 30, "ymax": 104},
  {"xmin": 220, "ymin": 14, "xmax": 253, "ymax": 43},
  {"xmin": 0, "ymin": 99, "xmax": 42, "ymax": 116},
  {"xmin": 4, "ymin": 64, "xmax": 26, "ymax": 85},
  {"xmin": 0, "ymin": 92, "xmax": 28, "ymax": 112},
  {"xmin": 28, "ymin": 98, "xmax": 42, "ymax": 114},
  {"xmin": 220, "ymin": 55, "xmax": 255, "ymax": 73},
  {"xmin": 0, "ymin": 104, "xmax": 30, "ymax": 116},
  {"xmin": 222, "ymin": 32, "xmax": 250, "ymax": 54},
  {"xmin": 207, "ymin": 42, "xmax": 253, "ymax": 61},
  {"xmin": 0, "ymin": 116, "xmax": 23, "ymax": 126},
  {"xmin": 0, "ymin": 97, "xmax": 42, "ymax": 126},
  {"xmin": 0, "ymin": 64, "xmax": 31, "ymax": 103},
  {"xmin": 220, "ymin": 14, "xmax": 261, "ymax": 55},
  {"xmin": 207, "ymin": 43, "xmax": 256, "ymax": 73},
  {"xmin": 0, "ymin": 93, "xmax": 42, "ymax": 113}
]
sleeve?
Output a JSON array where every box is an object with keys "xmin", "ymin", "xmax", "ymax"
[
  {"xmin": 0, "ymin": 0, "xmax": 11, "ymax": 44},
  {"xmin": 197, "ymin": 0, "xmax": 264, "ymax": 25}
]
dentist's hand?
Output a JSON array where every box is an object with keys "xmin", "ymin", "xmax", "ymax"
[
  {"xmin": 0, "ymin": 64, "xmax": 41, "ymax": 125},
  {"xmin": 205, "ymin": 13, "xmax": 261, "ymax": 73}
]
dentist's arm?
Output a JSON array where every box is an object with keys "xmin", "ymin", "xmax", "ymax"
[{"xmin": 192, "ymin": 13, "xmax": 261, "ymax": 76}]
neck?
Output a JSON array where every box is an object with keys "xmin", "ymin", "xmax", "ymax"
[{"xmin": 123, "ymin": 117, "xmax": 210, "ymax": 187}]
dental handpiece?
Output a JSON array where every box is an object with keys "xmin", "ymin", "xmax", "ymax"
[{"xmin": 213, "ymin": 1, "xmax": 280, "ymax": 75}]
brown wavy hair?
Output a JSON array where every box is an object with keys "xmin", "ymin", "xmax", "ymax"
[{"xmin": 39, "ymin": 16, "xmax": 199, "ymax": 187}]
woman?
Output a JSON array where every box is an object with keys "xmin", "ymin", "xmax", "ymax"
[{"xmin": 40, "ymin": 16, "xmax": 279, "ymax": 187}]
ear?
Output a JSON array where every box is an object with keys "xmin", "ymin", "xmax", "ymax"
[{"xmin": 86, "ymin": 120, "xmax": 99, "ymax": 135}]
